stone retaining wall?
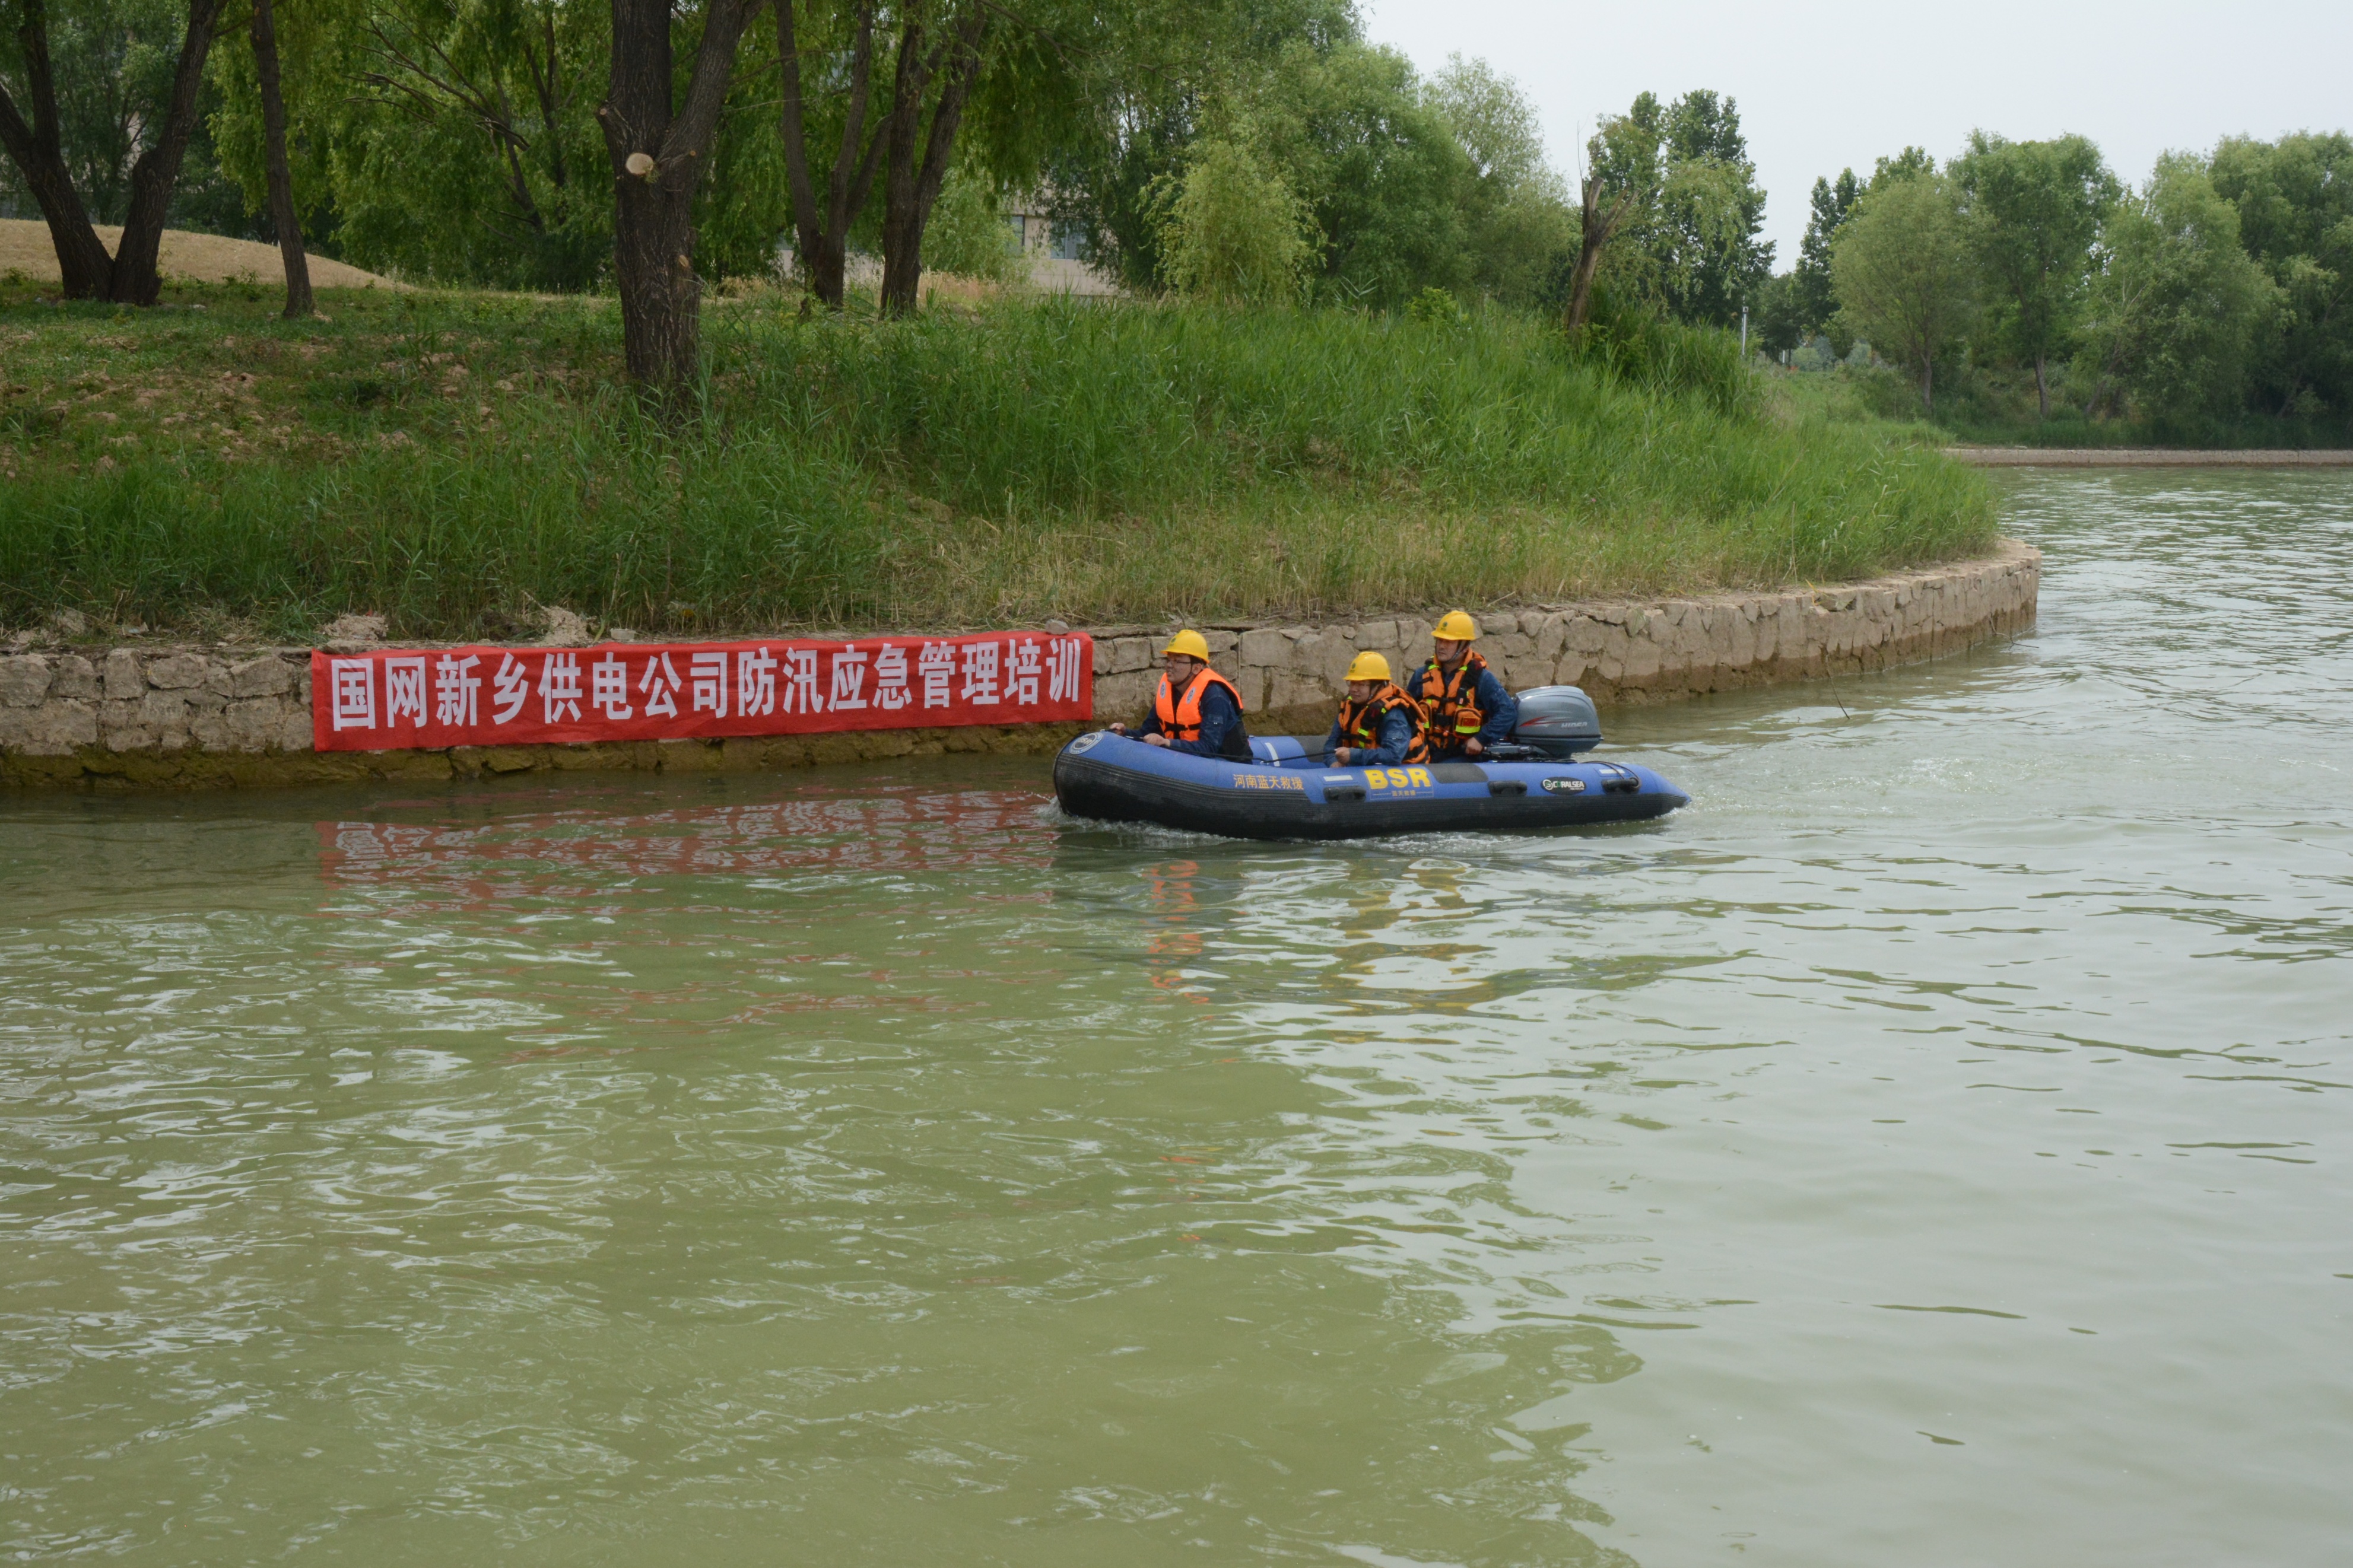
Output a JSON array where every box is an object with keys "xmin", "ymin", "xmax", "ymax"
[{"xmin": 1, "ymin": 541, "xmax": 2038, "ymax": 790}]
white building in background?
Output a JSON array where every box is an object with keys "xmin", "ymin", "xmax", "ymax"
[
  {"xmin": 774, "ymin": 203, "xmax": 1118, "ymax": 298},
  {"xmin": 1002, "ymin": 196, "xmax": 1119, "ymax": 297}
]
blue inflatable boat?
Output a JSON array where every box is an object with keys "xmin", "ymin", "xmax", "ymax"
[{"xmin": 1052, "ymin": 685, "xmax": 1688, "ymax": 841}]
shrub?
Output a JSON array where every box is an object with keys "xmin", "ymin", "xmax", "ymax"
[{"xmin": 1155, "ymin": 131, "xmax": 1320, "ymax": 306}]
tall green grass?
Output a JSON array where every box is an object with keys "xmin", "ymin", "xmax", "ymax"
[{"xmin": 0, "ymin": 292, "xmax": 2002, "ymax": 639}]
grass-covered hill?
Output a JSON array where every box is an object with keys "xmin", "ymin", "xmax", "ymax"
[{"xmin": 0, "ymin": 279, "xmax": 2000, "ymax": 642}]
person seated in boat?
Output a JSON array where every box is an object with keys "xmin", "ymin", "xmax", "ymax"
[
  {"xmin": 1326, "ymin": 652, "xmax": 1431, "ymax": 767},
  {"xmin": 1107, "ymin": 629, "xmax": 1252, "ymax": 759},
  {"xmin": 1403, "ymin": 610, "xmax": 1519, "ymax": 762}
]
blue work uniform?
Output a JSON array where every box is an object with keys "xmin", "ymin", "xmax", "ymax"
[
  {"xmin": 1136, "ymin": 678, "xmax": 1247, "ymax": 759},
  {"xmin": 1323, "ymin": 704, "xmax": 1420, "ymax": 766}
]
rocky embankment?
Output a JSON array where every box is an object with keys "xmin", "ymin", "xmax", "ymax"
[{"xmin": 2, "ymin": 541, "xmax": 2039, "ymax": 788}]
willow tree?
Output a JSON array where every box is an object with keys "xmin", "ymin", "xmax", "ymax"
[
  {"xmin": 597, "ymin": 0, "xmax": 757, "ymax": 390},
  {"xmin": 774, "ymin": 0, "xmax": 879, "ymax": 309},
  {"xmin": 870, "ymin": 1, "xmax": 987, "ymax": 314},
  {"xmin": 247, "ymin": 0, "xmax": 311, "ymax": 316},
  {"xmin": 1564, "ymin": 91, "xmax": 1772, "ymax": 338},
  {"xmin": 776, "ymin": 0, "xmax": 1078, "ymax": 316},
  {"xmin": 1155, "ymin": 123, "xmax": 1316, "ymax": 304},
  {"xmin": 0, "ymin": 0, "xmax": 230, "ymax": 301}
]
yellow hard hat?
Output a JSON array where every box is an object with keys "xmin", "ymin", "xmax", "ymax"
[
  {"xmin": 1433, "ymin": 610, "xmax": 1479, "ymax": 642},
  {"xmin": 1161, "ymin": 629, "xmax": 1211, "ymax": 661},
  {"xmin": 1345, "ymin": 651, "xmax": 1392, "ymax": 683}
]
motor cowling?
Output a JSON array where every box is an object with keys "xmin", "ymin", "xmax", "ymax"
[{"xmin": 1509, "ymin": 685, "xmax": 1602, "ymax": 758}]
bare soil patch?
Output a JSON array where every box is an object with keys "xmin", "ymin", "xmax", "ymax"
[{"xmin": 0, "ymin": 221, "xmax": 401, "ymax": 291}]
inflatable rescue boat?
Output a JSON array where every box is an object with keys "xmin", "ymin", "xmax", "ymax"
[{"xmin": 1052, "ymin": 686, "xmax": 1688, "ymax": 841}]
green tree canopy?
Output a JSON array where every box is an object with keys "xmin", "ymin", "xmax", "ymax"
[
  {"xmin": 1425, "ymin": 52, "xmax": 1571, "ymax": 306},
  {"xmin": 1046, "ymin": 9, "xmax": 1570, "ymax": 313},
  {"xmin": 1154, "ymin": 119, "xmax": 1315, "ymax": 304},
  {"xmin": 1749, "ymin": 269, "xmax": 1805, "ymax": 355},
  {"xmin": 1831, "ymin": 163, "xmax": 1976, "ymax": 416},
  {"xmin": 2078, "ymin": 152, "xmax": 2276, "ymax": 428},
  {"xmin": 3, "ymin": 0, "xmax": 185, "ymax": 220},
  {"xmin": 1869, "ymin": 146, "xmax": 1932, "ymax": 191},
  {"xmin": 1243, "ymin": 40, "xmax": 1471, "ymax": 307},
  {"xmin": 1953, "ymin": 130, "xmax": 2117, "ymax": 418},
  {"xmin": 1660, "ymin": 90, "xmax": 1772, "ymax": 325},
  {"xmin": 1037, "ymin": 0, "xmax": 1355, "ymax": 295},
  {"xmin": 2209, "ymin": 130, "xmax": 2353, "ymax": 419},
  {"xmin": 1586, "ymin": 88, "xmax": 1771, "ymax": 327},
  {"xmin": 1789, "ymin": 167, "xmax": 1857, "ymax": 334}
]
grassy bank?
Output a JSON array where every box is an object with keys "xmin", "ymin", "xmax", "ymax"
[
  {"xmin": 1771, "ymin": 362, "xmax": 2352, "ymax": 450},
  {"xmin": 0, "ymin": 280, "xmax": 2000, "ymax": 641}
]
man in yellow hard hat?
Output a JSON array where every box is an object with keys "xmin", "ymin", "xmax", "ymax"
[
  {"xmin": 1402, "ymin": 610, "xmax": 1519, "ymax": 761},
  {"xmin": 1325, "ymin": 651, "xmax": 1431, "ymax": 767},
  {"xmin": 1108, "ymin": 629, "xmax": 1251, "ymax": 759}
]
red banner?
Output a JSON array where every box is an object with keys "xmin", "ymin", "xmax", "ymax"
[{"xmin": 311, "ymin": 632, "xmax": 1092, "ymax": 752}]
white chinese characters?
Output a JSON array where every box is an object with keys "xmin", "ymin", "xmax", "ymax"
[
  {"xmin": 436, "ymin": 654, "xmax": 482, "ymax": 726},
  {"xmin": 329, "ymin": 659, "xmax": 376, "ymax": 731},
  {"xmin": 323, "ymin": 636, "xmax": 1087, "ymax": 746}
]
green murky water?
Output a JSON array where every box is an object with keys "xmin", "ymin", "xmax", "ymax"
[{"xmin": 4, "ymin": 471, "xmax": 2350, "ymax": 1566}]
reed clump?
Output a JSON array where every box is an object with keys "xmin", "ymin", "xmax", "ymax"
[{"xmin": 0, "ymin": 283, "xmax": 2000, "ymax": 639}]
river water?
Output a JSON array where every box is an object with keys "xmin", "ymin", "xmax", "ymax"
[{"xmin": 4, "ymin": 470, "xmax": 2349, "ymax": 1566}]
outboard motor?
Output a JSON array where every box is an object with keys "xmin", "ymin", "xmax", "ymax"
[{"xmin": 1507, "ymin": 685, "xmax": 1603, "ymax": 758}]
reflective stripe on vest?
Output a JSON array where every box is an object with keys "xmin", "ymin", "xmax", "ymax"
[
  {"xmin": 1335, "ymin": 683, "xmax": 1431, "ymax": 764},
  {"xmin": 1411, "ymin": 649, "xmax": 1493, "ymax": 740},
  {"xmin": 1153, "ymin": 667, "xmax": 1244, "ymax": 741}
]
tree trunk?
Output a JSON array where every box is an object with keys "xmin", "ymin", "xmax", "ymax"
[
  {"xmin": 2084, "ymin": 342, "xmax": 2122, "ymax": 421},
  {"xmin": 109, "ymin": 0, "xmax": 230, "ymax": 305},
  {"xmin": 1921, "ymin": 356, "xmax": 1935, "ymax": 418},
  {"xmin": 0, "ymin": 0, "xmax": 116, "ymax": 298},
  {"xmin": 611, "ymin": 171, "xmax": 701, "ymax": 386},
  {"xmin": 250, "ymin": 0, "xmax": 313, "ymax": 319},
  {"xmin": 2034, "ymin": 354, "xmax": 2049, "ymax": 421},
  {"xmin": 1563, "ymin": 172, "xmax": 1630, "ymax": 338},
  {"xmin": 598, "ymin": 0, "xmax": 753, "ymax": 393},
  {"xmin": 777, "ymin": 0, "xmax": 882, "ymax": 311},
  {"xmin": 876, "ymin": 5, "xmax": 987, "ymax": 318}
]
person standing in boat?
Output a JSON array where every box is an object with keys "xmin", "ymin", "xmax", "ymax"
[
  {"xmin": 1403, "ymin": 611, "xmax": 1519, "ymax": 761},
  {"xmin": 1327, "ymin": 653, "xmax": 1431, "ymax": 766},
  {"xmin": 1109, "ymin": 630, "xmax": 1252, "ymax": 759}
]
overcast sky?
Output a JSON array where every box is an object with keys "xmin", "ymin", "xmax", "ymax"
[{"xmin": 1361, "ymin": 1, "xmax": 2353, "ymax": 265}]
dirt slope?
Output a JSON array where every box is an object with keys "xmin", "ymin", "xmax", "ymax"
[{"xmin": 0, "ymin": 220, "xmax": 399, "ymax": 290}]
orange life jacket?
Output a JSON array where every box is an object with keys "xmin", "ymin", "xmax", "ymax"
[
  {"xmin": 1335, "ymin": 683, "xmax": 1431, "ymax": 764},
  {"xmin": 1409, "ymin": 648, "xmax": 1494, "ymax": 746},
  {"xmin": 1153, "ymin": 667, "xmax": 1245, "ymax": 742}
]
